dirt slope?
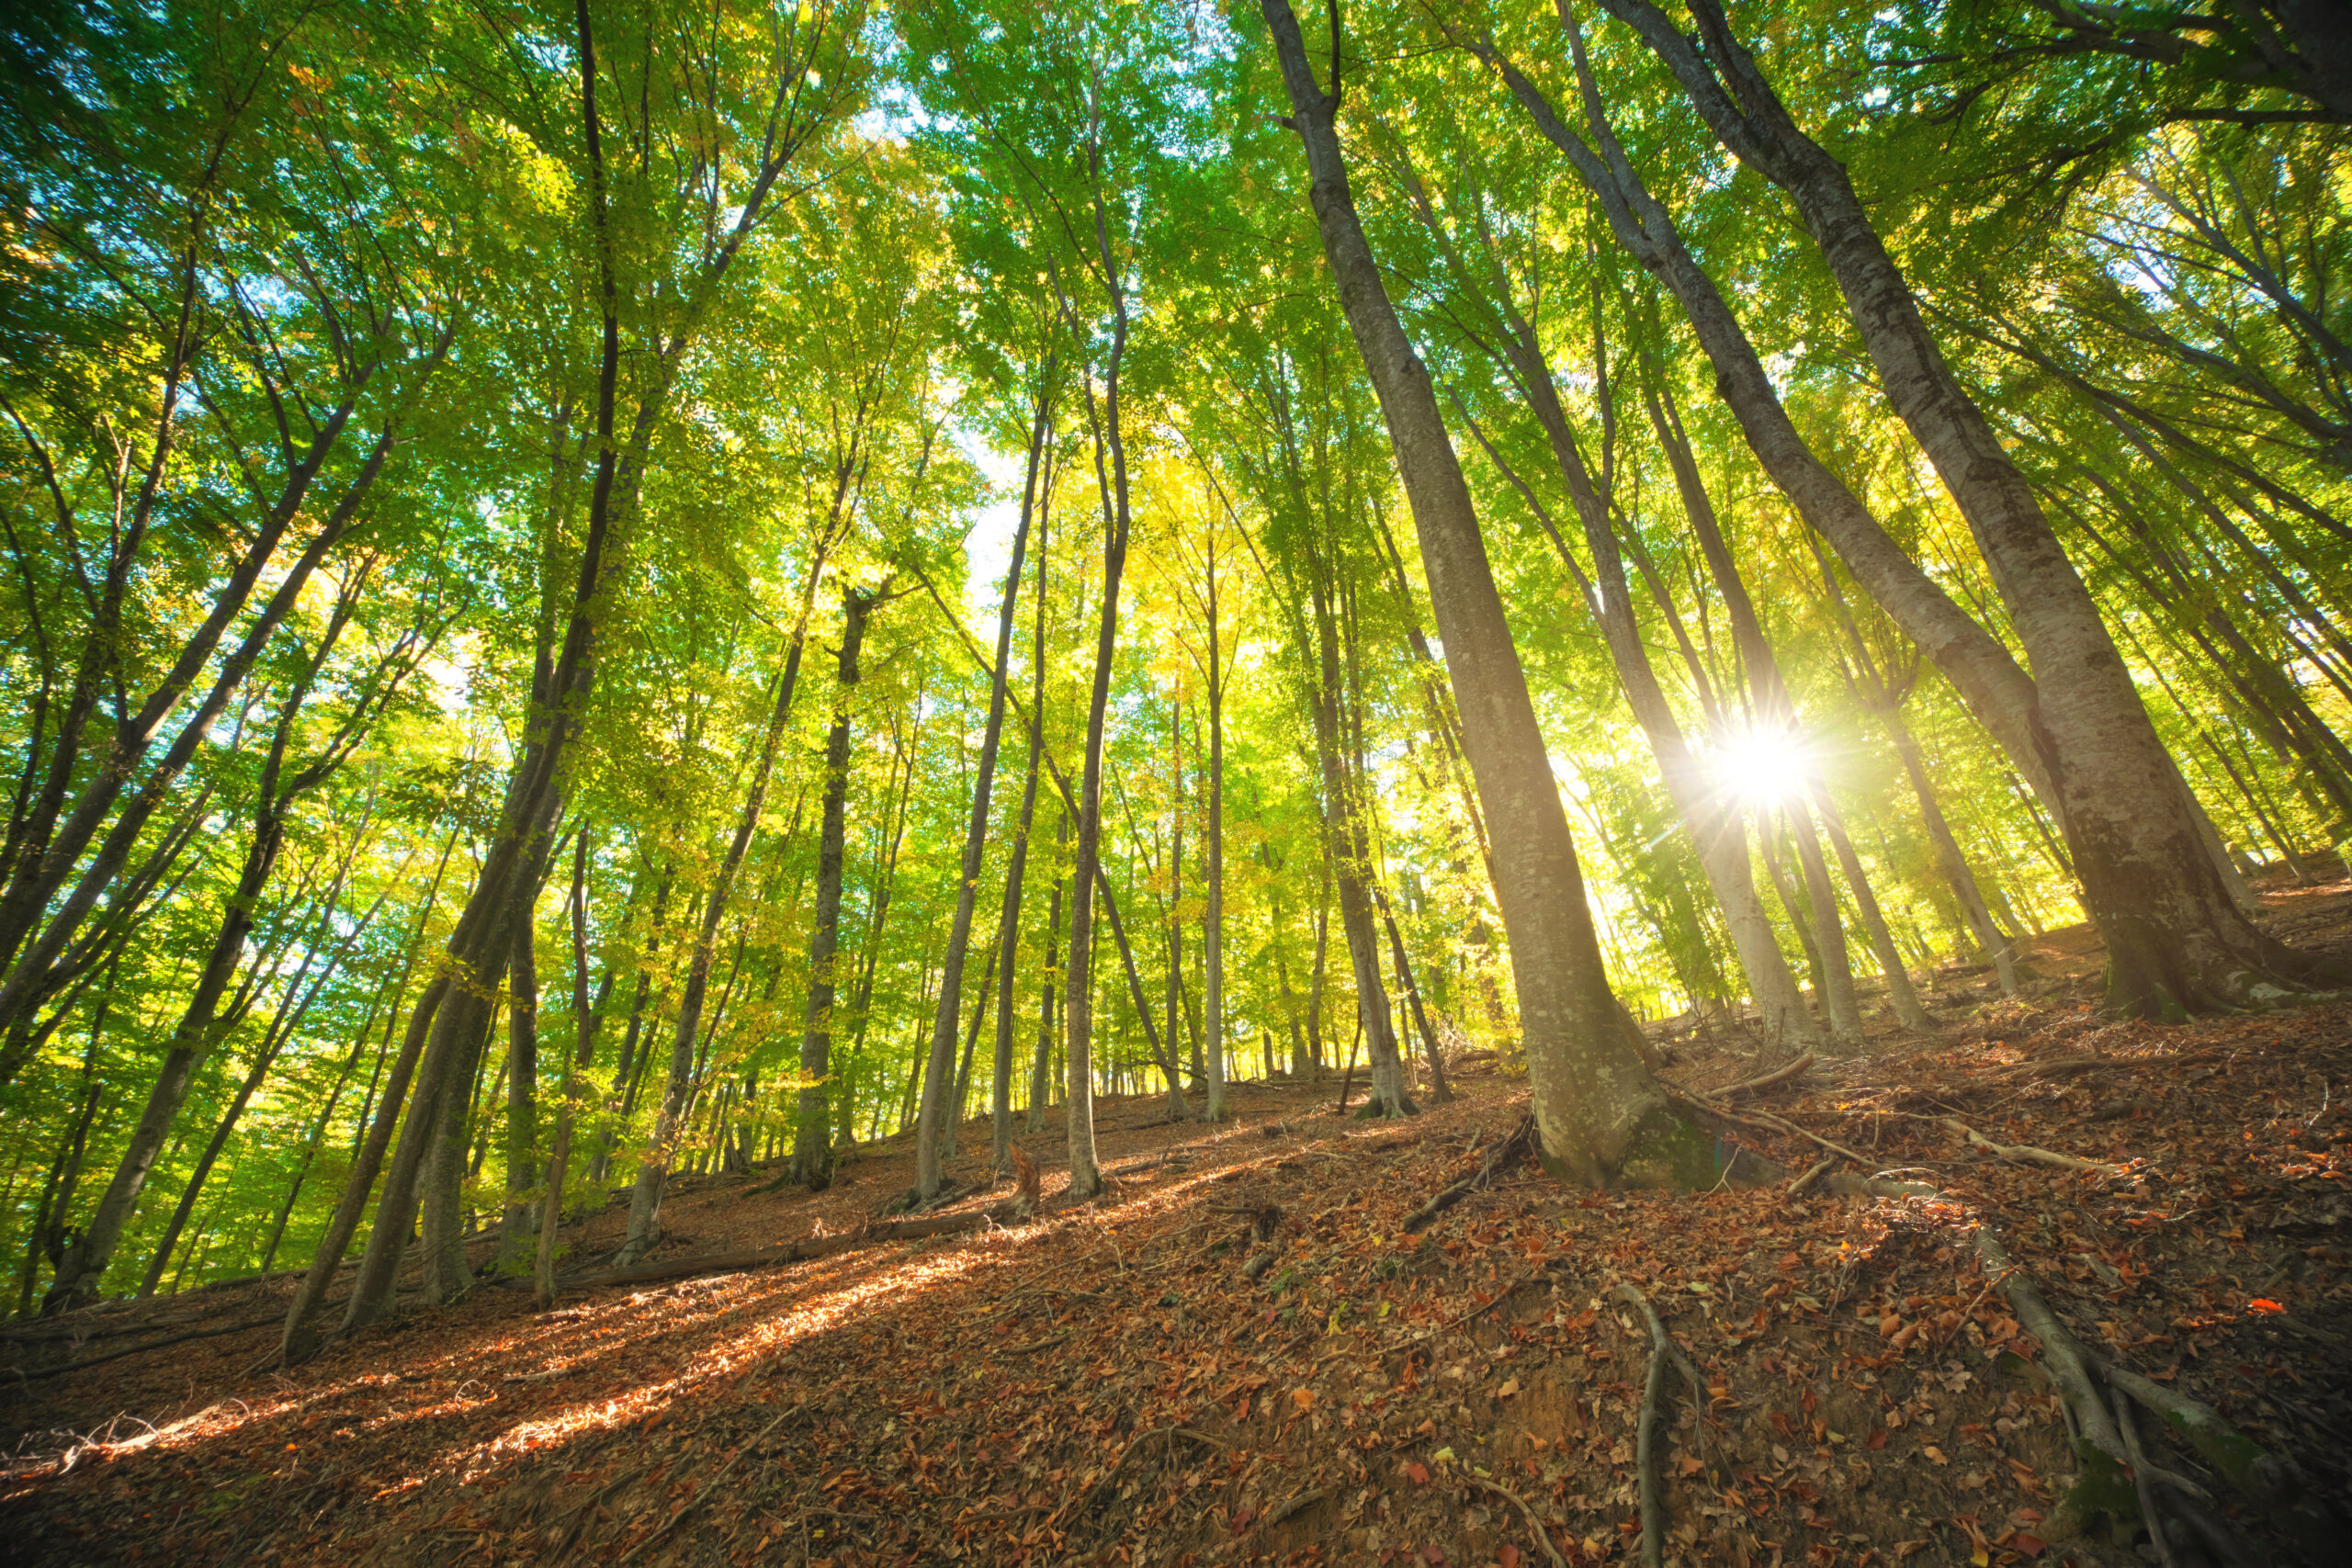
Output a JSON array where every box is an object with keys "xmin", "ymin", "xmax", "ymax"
[{"xmin": 5, "ymin": 890, "xmax": 2350, "ymax": 1567}]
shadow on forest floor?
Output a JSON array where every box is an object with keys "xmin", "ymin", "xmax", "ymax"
[{"xmin": 5, "ymin": 880, "xmax": 2351, "ymax": 1566}]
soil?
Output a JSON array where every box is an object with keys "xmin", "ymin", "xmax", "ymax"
[{"xmin": 4, "ymin": 880, "xmax": 2349, "ymax": 1566}]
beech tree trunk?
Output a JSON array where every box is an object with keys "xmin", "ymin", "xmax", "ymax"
[
  {"xmin": 1599, "ymin": 0, "xmax": 2334, "ymax": 1012},
  {"xmin": 918, "ymin": 373, "xmax": 1046, "ymax": 1200},
  {"xmin": 1264, "ymin": 0, "xmax": 1685, "ymax": 1183},
  {"xmin": 1464, "ymin": 321, "xmax": 1820, "ymax": 1051},
  {"xmin": 792, "ymin": 586, "xmax": 881, "ymax": 1192}
]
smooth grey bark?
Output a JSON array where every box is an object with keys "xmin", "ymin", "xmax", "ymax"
[
  {"xmin": 1454, "ymin": 331, "xmax": 1818, "ymax": 1052},
  {"xmin": 791, "ymin": 585, "xmax": 881, "ymax": 1191},
  {"xmin": 1598, "ymin": 0, "xmax": 2332, "ymax": 1011},
  {"xmin": 1263, "ymin": 0, "xmax": 1675, "ymax": 1182},
  {"xmin": 996, "ymin": 441, "xmax": 1055, "ymax": 1167},
  {"xmin": 918, "ymin": 373, "xmax": 1047, "ymax": 1200}
]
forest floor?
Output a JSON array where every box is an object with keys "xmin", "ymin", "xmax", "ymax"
[{"xmin": 4, "ymin": 885, "xmax": 2351, "ymax": 1567}]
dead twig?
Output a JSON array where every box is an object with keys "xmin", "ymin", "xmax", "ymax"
[
  {"xmin": 1055, "ymin": 1427, "xmax": 1230, "ymax": 1529},
  {"xmin": 1403, "ymin": 1115, "xmax": 1534, "ymax": 1233},
  {"xmin": 1461, "ymin": 1472, "xmax": 1567, "ymax": 1567},
  {"xmin": 1714, "ymin": 1054, "xmax": 1815, "ymax": 1098},
  {"xmin": 1909, "ymin": 1112, "xmax": 2125, "ymax": 1175},
  {"xmin": 616, "ymin": 1407, "xmax": 793, "ymax": 1564},
  {"xmin": 1787, "ymin": 1157, "xmax": 1836, "ymax": 1197}
]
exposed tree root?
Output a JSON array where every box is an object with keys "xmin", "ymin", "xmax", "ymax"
[
  {"xmin": 1713, "ymin": 1053, "xmax": 1815, "ymax": 1098},
  {"xmin": 1616, "ymin": 1282, "xmax": 1672, "ymax": 1568},
  {"xmin": 1462, "ymin": 1472, "xmax": 1567, "ymax": 1568}
]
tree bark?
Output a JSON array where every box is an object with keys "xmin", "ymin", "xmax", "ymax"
[
  {"xmin": 791, "ymin": 586, "xmax": 881, "ymax": 1192},
  {"xmin": 1600, "ymin": 0, "xmax": 2336, "ymax": 1012},
  {"xmin": 918, "ymin": 372, "xmax": 1048, "ymax": 1198},
  {"xmin": 1263, "ymin": 0, "xmax": 1681, "ymax": 1183}
]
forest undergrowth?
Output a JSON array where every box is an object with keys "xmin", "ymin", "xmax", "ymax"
[{"xmin": 4, "ymin": 885, "xmax": 2348, "ymax": 1568}]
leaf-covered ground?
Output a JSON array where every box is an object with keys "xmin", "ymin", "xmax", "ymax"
[{"xmin": 6, "ymin": 886, "xmax": 2350, "ymax": 1567}]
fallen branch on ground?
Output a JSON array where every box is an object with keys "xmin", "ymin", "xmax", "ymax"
[
  {"xmin": 565, "ymin": 1193, "xmax": 1067, "ymax": 1292},
  {"xmin": 1403, "ymin": 1115, "xmax": 1535, "ymax": 1233},
  {"xmin": 1714, "ymin": 1054, "xmax": 1815, "ymax": 1098},
  {"xmin": 1915, "ymin": 1113, "xmax": 2125, "ymax": 1175},
  {"xmin": 3, "ymin": 1313, "xmax": 282, "ymax": 1382}
]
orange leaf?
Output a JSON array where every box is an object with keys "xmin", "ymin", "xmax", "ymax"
[
  {"xmin": 1404, "ymin": 1461, "xmax": 1430, "ymax": 1485},
  {"xmin": 1500, "ymin": 1548, "xmax": 1521, "ymax": 1568}
]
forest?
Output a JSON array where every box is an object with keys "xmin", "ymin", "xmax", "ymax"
[{"xmin": 0, "ymin": 1, "xmax": 2347, "ymax": 1564}]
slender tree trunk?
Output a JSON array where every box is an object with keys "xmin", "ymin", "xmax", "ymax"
[
  {"xmin": 1026, "ymin": 820, "xmax": 1066, "ymax": 1134},
  {"xmin": 1379, "ymin": 893, "xmax": 1454, "ymax": 1102},
  {"xmin": 792, "ymin": 588, "xmax": 880, "ymax": 1191},
  {"xmin": 1468, "ymin": 346, "xmax": 1820, "ymax": 1050},
  {"xmin": 1473, "ymin": 23, "xmax": 2060, "ymax": 816},
  {"xmin": 1203, "ymin": 540, "xmax": 1228, "ymax": 1122},
  {"xmin": 918, "ymin": 373, "xmax": 1047, "ymax": 1199},
  {"xmin": 1809, "ymin": 787, "xmax": 1934, "ymax": 1031},
  {"xmin": 620, "ymin": 590, "xmax": 820, "ymax": 1260},
  {"xmin": 495, "ymin": 926, "xmax": 541, "ymax": 1270}
]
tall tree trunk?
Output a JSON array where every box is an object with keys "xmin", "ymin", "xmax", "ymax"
[
  {"xmin": 792, "ymin": 587, "xmax": 881, "ymax": 1191},
  {"xmin": 1263, "ymin": 1, "xmax": 1683, "ymax": 1182},
  {"xmin": 918, "ymin": 371, "xmax": 1048, "ymax": 1200},
  {"xmin": 1463, "ymin": 340, "xmax": 1820, "ymax": 1050},
  {"xmin": 1379, "ymin": 892, "xmax": 1454, "ymax": 1103},
  {"xmin": 1781, "ymin": 796, "xmax": 1863, "ymax": 1043},
  {"xmin": 1026, "ymin": 818, "xmax": 1066, "ymax": 1135},
  {"xmin": 494, "ymin": 924, "xmax": 541, "ymax": 1270},
  {"xmin": 1599, "ymin": 0, "xmax": 2335, "ymax": 1012},
  {"xmin": 1470, "ymin": 21, "xmax": 2062, "ymax": 818},
  {"xmin": 1203, "ymin": 534, "xmax": 1228, "ymax": 1122},
  {"xmin": 1305, "ymin": 566, "xmax": 1411, "ymax": 1117},
  {"xmin": 997, "ymin": 449, "xmax": 1055, "ymax": 1167},
  {"xmin": 536, "ymin": 832, "xmax": 599, "ymax": 1307},
  {"xmin": 1060, "ymin": 209, "xmax": 1137, "ymax": 1203}
]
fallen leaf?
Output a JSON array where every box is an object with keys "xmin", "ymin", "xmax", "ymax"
[
  {"xmin": 1497, "ymin": 1378, "xmax": 1520, "ymax": 1398},
  {"xmin": 1404, "ymin": 1461, "xmax": 1430, "ymax": 1485}
]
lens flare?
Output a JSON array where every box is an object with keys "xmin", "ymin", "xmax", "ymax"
[{"xmin": 1713, "ymin": 725, "xmax": 1813, "ymax": 807}]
